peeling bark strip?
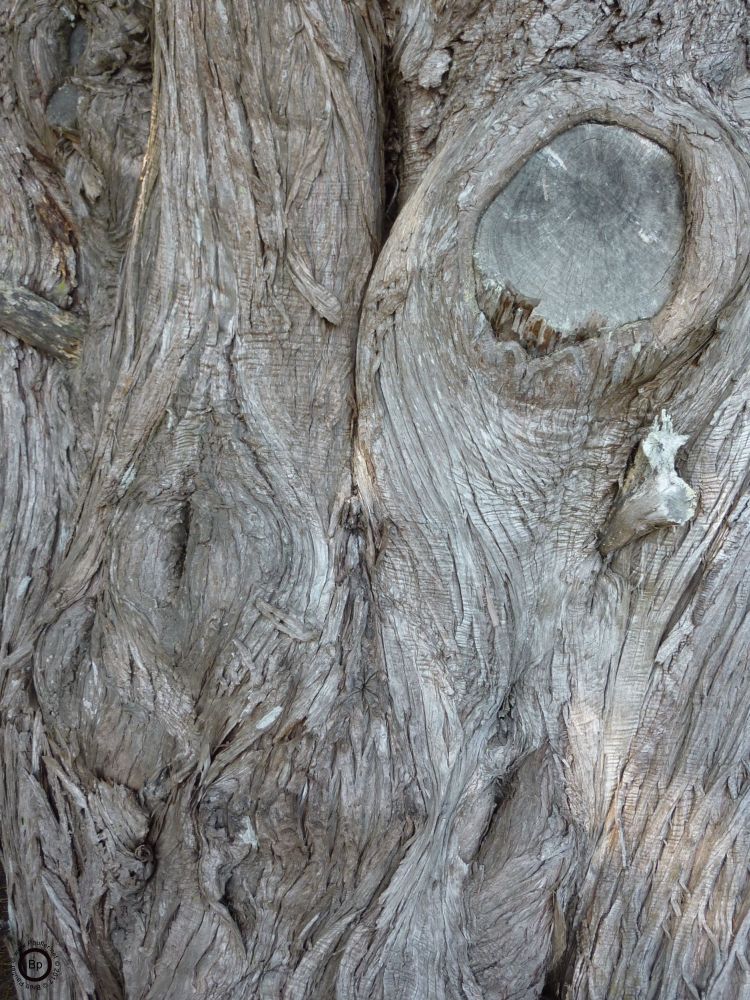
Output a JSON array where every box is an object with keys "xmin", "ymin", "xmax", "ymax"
[
  {"xmin": 1, "ymin": 0, "xmax": 750, "ymax": 999},
  {"xmin": 0, "ymin": 281, "xmax": 82, "ymax": 362}
]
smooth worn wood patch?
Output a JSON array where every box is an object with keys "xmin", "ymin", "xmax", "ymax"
[{"xmin": 474, "ymin": 123, "xmax": 685, "ymax": 338}]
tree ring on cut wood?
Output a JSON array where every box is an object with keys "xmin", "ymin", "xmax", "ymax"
[{"xmin": 474, "ymin": 123, "xmax": 685, "ymax": 353}]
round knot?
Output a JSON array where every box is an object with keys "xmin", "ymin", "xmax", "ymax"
[{"xmin": 134, "ymin": 843, "xmax": 153, "ymax": 864}]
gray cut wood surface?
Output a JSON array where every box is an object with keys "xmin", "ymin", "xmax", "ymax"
[
  {"xmin": 474, "ymin": 123, "xmax": 685, "ymax": 335},
  {"xmin": 1, "ymin": 1, "xmax": 750, "ymax": 999}
]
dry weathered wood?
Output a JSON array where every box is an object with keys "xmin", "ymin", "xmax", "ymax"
[
  {"xmin": 0, "ymin": 281, "xmax": 82, "ymax": 362},
  {"xmin": 1, "ymin": 1, "xmax": 750, "ymax": 999},
  {"xmin": 600, "ymin": 412, "xmax": 698, "ymax": 556},
  {"xmin": 474, "ymin": 123, "xmax": 685, "ymax": 336}
]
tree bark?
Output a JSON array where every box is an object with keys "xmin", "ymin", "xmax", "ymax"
[{"xmin": 1, "ymin": 2, "xmax": 750, "ymax": 999}]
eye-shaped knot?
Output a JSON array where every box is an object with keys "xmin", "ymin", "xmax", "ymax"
[{"xmin": 474, "ymin": 123, "xmax": 685, "ymax": 354}]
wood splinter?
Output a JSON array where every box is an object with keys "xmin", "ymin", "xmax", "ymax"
[
  {"xmin": 485, "ymin": 283, "xmax": 563, "ymax": 355},
  {"xmin": 0, "ymin": 280, "xmax": 83, "ymax": 363},
  {"xmin": 600, "ymin": 411, "xmax": 698, "ymax": 556}
]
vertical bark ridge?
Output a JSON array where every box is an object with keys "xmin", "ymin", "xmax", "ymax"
[
  {"xmin": 4, "ymin": 1, "xmax": 389, "ymax": 997},
  {"xmin": 348, "ymin": 4, "xmax": 750, "ymax": 992},
  {"xmin": 0, "ymin": 6, "xmax": 85, "ymax": 990}
]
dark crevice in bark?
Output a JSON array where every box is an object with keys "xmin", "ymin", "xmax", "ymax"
[
  {"xmin": 381, "ymin": 38, "xmax": 403, "ymax": 244},
  {"xmin": 540, "ymin": 969, "xmax": 566, "ymax": 1000},
  {"xmin": 174, "ymin": 495, "xmax": 193, "ymax": 584},
  {"xmin": 539, "ymin": 883, "xmax": 584, "ymax": 1000}
]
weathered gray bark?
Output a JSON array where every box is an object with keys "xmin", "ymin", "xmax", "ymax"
[{"xmin": 1, "ymin": 1, "xmax": 750, "ymax": 999}]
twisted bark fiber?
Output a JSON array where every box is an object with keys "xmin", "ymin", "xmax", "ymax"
[{"xmin": 1, "ymin": 1, "xmax": 750, "ymax": 999}]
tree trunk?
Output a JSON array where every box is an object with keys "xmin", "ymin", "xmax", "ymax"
[{"xmin": 1, "ymin": 1, "xmax": 750, "ymax": 998}]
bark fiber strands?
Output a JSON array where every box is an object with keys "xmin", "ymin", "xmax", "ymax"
[
  {"xmin": 1, "ymin": 0, "xmax": 750, "ymax": 998},
  {"xmin": 351, "ymin": 3, "xmax": 750, "ymax": 998},
  {"xmin": 3, "ymin": 1, "xmax": 387, "ymax": 998}
]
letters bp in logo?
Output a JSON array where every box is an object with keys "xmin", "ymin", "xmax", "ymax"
[{"xmin": 13, "ymin": 939, "xmax": 61, "ymax": 991}]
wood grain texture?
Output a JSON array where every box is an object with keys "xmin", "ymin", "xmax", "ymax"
[
  {"xmin": 4, "ymin": 0, "xmax": 386, "ymax": 997},
  {"xmin": 359, "ymin": 3, "xmax": 750, "ymax": 997},
  {"xmin": 0, "ymin": 281, "xmax": 83, "ymax": 362},
  {"xmin": 1, "ymin": 1, "xmax": 750, "ymax": 998}
]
